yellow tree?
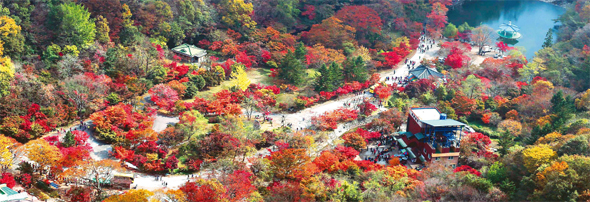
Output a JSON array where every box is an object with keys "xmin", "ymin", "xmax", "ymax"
[
  {"xmin": 536, "ymin": 132, "xmax": 563, "ymax": 145},
  {"xmin": 391, "ymin": 36, "xmax": 410, "ymax": 48},
  {"xmin": 152, "ymin": 189, "xmax": 187, "ymax": 202},
  {"xmin": 177, "ymin": 110, "xmax": 209, "ymax": 140},
  {"xmin": 0, "ymin": 15, "xmax": 24, "ymax": 58},
  {"xmin": 59, "ymin": 159, "xmax": 125, "ymax": 196},
  {"xmin": 0, "ymin": 134, "xmax": 22, "ymax": 172},
  {"xmin": 221, "ymin": 0, "xmax": 256, "ymax": 32},
  {"xmin": 229, "ymin": 63, "xmax": 250, "ymax": 91},
  {"xmin": 522, "ymin": 144, "xmax": 557, "ymax": 173},
  {"xmin": 0, "ymin": 15, "xmax": 21, "ymax": 40},
  {"xmin": 518, "ymin": 57, "xmax": 546, "ymax": 82},
  {"xmin": 351, "ymin": 46, "xmax": 371, "ymax": 62},
  {"xmin": 96, "ymin": 15, "xmax": 110, "ymax": 44},
  {"xmin": 24, "ymin": 139, "xmax": 62, "ymax": 170},
  {"xmin": 122, "ymin": 4, "xmax": 134, "ymax": 27},
  {"xmin": 536, "ymin": 161, "xmax": 568, "ymax": 187},
  {"xmin": 0, "ymin": 49, "xmax": 13, "ymax": 97},
  {"xmin": 103, "ymin": 189, "xmax": 154, "ymax": 202},
  {"xmin": 497, "ymin": 119, "xmax": 523, "ymax": 137},
  {"xmin": 575, "ymin": 89, "xmax": 590, "ymax": 110}
]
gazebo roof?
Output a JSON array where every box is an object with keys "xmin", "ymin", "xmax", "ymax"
[
  {"xmin": 409, "ymin": 65, "xmax": 444, "ymax": 79},
  {"xmin": 171, "ymin": 44, "xmax": 207, "ymax": 58},
  {"xmin": 499, "ymin": 21, "xmax": 520, "ymax": 32}
]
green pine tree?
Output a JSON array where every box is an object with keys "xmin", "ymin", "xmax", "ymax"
[
  {"xmin": 343, "ymin": 56, "xmax": 368, "ymax": 83},
  {"xmin": 278, "ymin": 50, "xmax": 305, "ymax": 86},
  {"xmin": 497, "ymin": 131, "xmax": 514, "ymax": 157},
  {"xmin": 314, "ymin": 64, "xmax": 334, "ymax": 92},
  {"xmin": 328, "ymin": 62, "xmax": 343, "ymax": 88},
  {"xmin": 542, "ymin": 29, "xmax": 553, "ymax": 49},
  {"xmin": 550, "ymin": 90, "xmax": 574, "ymax": 130},
  {"xmin": 295, "ymin": 42, "xmax": 307, "ymax": 60},
  {"xmin": 62, "ymin": 131, "xmax": 76, "ymax": 148}
]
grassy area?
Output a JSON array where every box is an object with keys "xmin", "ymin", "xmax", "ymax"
[
  {"xmin": 277, "ymin": 93, "xmax": 297, "ymax": 104},
  {"xmin": 182, "ymin": 67, "xmax": 319, "ymax": 104},
  {"xmin": 186, "ymin": 80, "xmax": 233, "ymax": 101},
  {"xmin": 247, "ymin": 68, "xmax": 274, "ymax": 86},
  {"xmin": 298, "ymin": 68, "xmax": 320, "ymax": 97}
]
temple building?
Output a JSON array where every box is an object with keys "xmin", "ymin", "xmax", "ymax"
[
  {"xmin": 171, "ymin": 44, "xmax": 208, "ymax": 64},
  {"xmin": 399, "ymin": 107, "xmax": 466, "ymax": 168}
]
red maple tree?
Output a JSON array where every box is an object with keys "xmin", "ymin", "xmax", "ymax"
[{"xmin": 335, "ymin": 5, "xmax": 383, "ymax": 34}]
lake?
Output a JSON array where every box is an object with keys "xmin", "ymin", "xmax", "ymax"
[{"xmin": 447, "ymin": 0, "xmax": 565, "ymax": 59}]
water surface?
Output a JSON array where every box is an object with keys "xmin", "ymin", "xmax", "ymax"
[{"xmin": 447, "ymin": 0, "xmax": 565, "ymax": 59}]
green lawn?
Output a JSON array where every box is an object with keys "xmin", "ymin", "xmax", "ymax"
[
  {"xmin": 186, "ymin": 80, "xmax": 232, "ymax": 101},
  {"xmin": 247, "ymin": 68, "xmax": 274, "ymax": 86},
  {"xmin": 183, "ymin": 68, "xmax": 320, "ymax": 103}
]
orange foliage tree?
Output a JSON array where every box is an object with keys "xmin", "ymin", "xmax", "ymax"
[
  {"xmin": 89, "ymin": 103, "xmax": 155, "ymax": 143},
  {"xmin": 268, "ymin": 148, "xmax": 314, "ymax": 180},
  {"xmin": 425, "ymin": 3, "xmax": 448, "ymax": 38},
  {"xmin": 313, "ymin": 151, "xmax": 340, "ymax": 172},
  {"xmin": 302, "ymin": 17, "xmax": 356, "ymax": 49},
  {"xmin": 220, "ymin": 170, "xmax": 256, "ymax": 201},
  {"xmin": 342, "ymin": 132, "xmax": 367, "ymax": 151},
  {"xmin": 180, "ymin": 178, "xmax": 227, "ymax": 202},
  {"xmin": 536, "ymin": 161, "xmax": 568, "ymax": 187},
  {"xmin": 334, "ymin": 5, "xmax": 383, "ymax": 36},
  {"xmin": 24, "ymin": 139, "xmax": 62, "ymax": 171},
  {"xmin": 305, "ymin": 44, "xmax": 346, "ymax": 68},
  {"xmin": 451, "ymin": 92, "xmax": 478, "ymax": 117},
  {"xmin": 311, "ymin": 108, "xmax": 359, "ymax": 130}
]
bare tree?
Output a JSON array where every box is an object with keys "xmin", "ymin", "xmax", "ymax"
[
  {"xmin": 471, "ymin": 25, "xmax": 497, "ymax": 55},
  {"xmin": 242, "ymin": 96, "xmax": 257, "ymax": 120},
  {"xmin": 59, "ymin": 159, "xmax": 125, "ymax": 197}
]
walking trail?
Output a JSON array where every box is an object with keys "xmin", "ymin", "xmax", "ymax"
[{"xmin": 37, "ymin": 36, "xmax": 489, "ymax": 191}]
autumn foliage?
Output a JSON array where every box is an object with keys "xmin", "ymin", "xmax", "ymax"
[
  {"xmin": 454, "ymin": 165, "xmax": 482, "ymax": 176},
  {"xmin": 334, "ymin": 6, "xmax": 383, "ymax": 34},
  {"xmin": 89, "ymin": 103, "xmax": 155, "ymax": 143},
  {"xmin": 311, "ymin": 108, "xmax": 359, "ymax": 130},
  {"xmin": 1, "ymin": 104, "xmax": 54, "ymax": 142}
]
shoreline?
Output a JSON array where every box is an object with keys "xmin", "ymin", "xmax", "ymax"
[{"xmin": 452, "ymin": 0, "xmax": 572, "ymax": 8}]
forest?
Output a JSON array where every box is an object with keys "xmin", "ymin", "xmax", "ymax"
[{"xmin": 0, "ymin": 0, "xmax": 589, "ymax": 201}]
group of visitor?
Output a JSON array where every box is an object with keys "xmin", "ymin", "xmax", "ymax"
[
  {"xmin": 406, "ymin": 59, "xmax": 417, "ymax": 70},
  {"xmin": 363, "ymin": 134, "xmax": 399, "ymax": 164},
  {"xmin": 419, "ymin": 36, "xmax": 435, "ymax": 53},
  {"xmin": 364, "ymin": 147, "xmax": 393, "ymax": 163},
  {"xmin": 362, "ymin": 132, "xmax": 420, "ymax": 166},
  {"xmin": 55, "ymin": 119, "xmax": 89, "ymax": 135},
  {"xmin": 155, "ymin": 176, "xmax": 168, "ymax": 187}
]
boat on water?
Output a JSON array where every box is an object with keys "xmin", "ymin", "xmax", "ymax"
[{"xmin": 497, "ymin": 21, "xmax": 522, "ymax": 40}]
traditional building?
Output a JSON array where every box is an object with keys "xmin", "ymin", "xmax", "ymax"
[
  {"xmin": 171, "ymin": 44, "xmax": 207, "ymax": 63},
  {"xmin": 111, "ymin": 173, "xmax": 135, "ymax": 190},
  {"xmin": 399, "ymin": 107, "xmax": 465, "ymax": 167},
  {"xmin": 0, "ymin": 184, "xmax": 28, "ymax": 202},
  {"xmin": 408, "ymin": 65, "xmax": 444, "ymax": 81}
]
